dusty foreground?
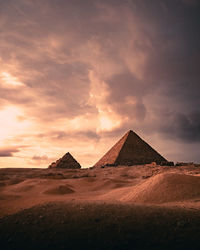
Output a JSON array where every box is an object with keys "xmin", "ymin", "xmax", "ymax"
[{"xmin": 0, "ymin": 164, "xmax": 200, "ymax": 249}]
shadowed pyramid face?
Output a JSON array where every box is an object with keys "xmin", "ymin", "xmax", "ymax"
[
  {"xmin": 94, "ymin": 130, "xmax": 167, "ymax": 167},
  {"xmin": 49, "ymin": 152, "xmax": 81, "ymax": 169}
]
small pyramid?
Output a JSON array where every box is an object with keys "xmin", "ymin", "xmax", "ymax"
[
  {"xmin": 94, "ymin": 130, "xmax": 167, "ymax": 167},
  {"xmin": 48, "ymin": 152, "xmax": 81, "ymax": 169}
]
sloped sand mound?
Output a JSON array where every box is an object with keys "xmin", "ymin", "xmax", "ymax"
[
  {"xmin": 120, "ymin": 173, "xmax": 200, "ymax": 203},
  {"xmin": 8, "ymin": 178, "xmax": 25, "ymax": 185},
  {"xmin": 92, "ymin": 179, "xmax": 129, "ymax": 191},
  {"xmin": 1, "ymin": 202, "xmax": 200, "ymax": 250},
  {"xmin": 0, "ymin": 194, "xmax": 21, "ymax": 200},
  {"xmin": 44, "ymin": 185, "xmax": 74, "ymax": 195},
  {"xmin": 14, "ymin": 185, "xmax": 34, "ymax": 192},
  {"xmin": 4, "ymin": 179, "xmax": 44, "ymax": 193}
]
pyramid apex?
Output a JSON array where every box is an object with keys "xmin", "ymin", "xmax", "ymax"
[
  {"xmin": 128, "ymin": 129, "xmax": 134, "ymax": 133},
  {"xmin": 126, "ymin": 130, "xmax": 136, "ymax": 136},
  {"xmin": 63, "ymin": 152, "xmax": 71, "ymax": 157}
]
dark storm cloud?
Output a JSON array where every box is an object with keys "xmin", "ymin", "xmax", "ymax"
[
  {"xmin": 37, "ymin": 130, "xmax": 100, "ymax": 141},
  {"xmin": 0, "ymin": 147, "xmax": 20, "ymax": 157},
  {"xmin": 99, "ymin": 0, "xmax": 200, "ymax": 143},
  {"xmin": 0, "ymin": 86, "xmax": 34, "ymax": 107},
  {"xmin": 105, "ymin": 71, "xmax": 148, "ymax": 121},
  {"xmin": 182, "ymin": 0, "xmax": 200, "ymax": 6},
  {"xmin": 139, "ymin": 1, "xmax": 200, "ymax": 142},
  {"xmin": 160, "ymin": 111, "xmax": 200, "ymax": 142}
]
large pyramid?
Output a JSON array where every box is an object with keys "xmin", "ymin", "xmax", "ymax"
[
  {"xmin": 94, "ymin": 130, "xmax": 167, "ymax": 167},
  {"xmin": 48, "ymin": 152, "xmax": 81, "ymax": 169}
]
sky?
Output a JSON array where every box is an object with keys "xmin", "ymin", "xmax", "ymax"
[{"xmin": 0, "ymin": 0, "xmax": 200, "ymax": 168}]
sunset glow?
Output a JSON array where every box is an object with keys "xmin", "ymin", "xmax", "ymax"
[
  {"xmin": 1, "ymin": 72, "xmax": 24, "ymax": 87},
  {"xmin": 0, "ymin": 0, "xmax": 199, "ymax": 168},
  {"xmin": 0, "ymin": 106, "xmax": 30, "ymax": 140}
]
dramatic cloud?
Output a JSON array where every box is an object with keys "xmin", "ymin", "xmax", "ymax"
[
  {"xmin": 160, "ymin": 111, "xmax": 200, "ymax": 142},
  {"xmin": 30, "ymin": 155, "xmax": 50, "ymax": 166},
  {"xmin": 0, "ymin": 0, "xmax": 200, "ymax": 167},
  {"xmin": 0, "ymin": 147, "xmax": 21, "ymax": 157}
]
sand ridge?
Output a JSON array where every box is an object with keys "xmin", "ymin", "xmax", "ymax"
[
  {"xmin": 1, "ymin": 165, "xmax": 200, "ymax": 249},
  {"xmin": 0, "ymin": 165, "xmax": 200, "ymax": 217},
  {"xmin": 121, "ymin": 173, "xmax": 200, "ymax": 203},
  {"xmin": 44, "ymin": 184, "xmax": 75, "ymax": 195}
]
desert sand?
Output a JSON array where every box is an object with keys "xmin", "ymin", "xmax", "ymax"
[{"xmin": 0, "ymin": 164, "xmax": 200, "ymax": 249}]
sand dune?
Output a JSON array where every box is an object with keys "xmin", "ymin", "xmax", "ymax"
[
  {"xmin": 1, "ymin": 165, "xmax": 200, "ymax": 249},
  {"xmin": 1, "ymin": 202, "xmax": 200, "ymax": 250},
  {"xmin": 91, "ymin": 178, "xmax": 130, "ymax": 191},
  {"xmin": 44, "ymin": 184, "xmax": 75, "ymax": 195},
  {"xmin": 100, "ymin": 173, "xmax": 200, "ymax": 204},
  {"xmin": 8, "ymin": 178, "xmax": 25, "ymax": 185},
  {"xmin": 0, "ymin": 194, "xmax": 21, "ymax": 200},
  {"xmin": 121, "ymin": 173, "xmax": 200, "ymax": 203},
  {"xmin": 0, "ymin": 165, "xmax": 200, "ymax": 218},
  {"xmin": 13, "ymin": 184, "xmax": 34, "ymax": 192}
]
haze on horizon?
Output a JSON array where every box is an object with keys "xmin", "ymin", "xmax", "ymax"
[{"xmin": 0, "ymin": 0, "xmax": 200, "ymax": 168}]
